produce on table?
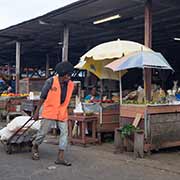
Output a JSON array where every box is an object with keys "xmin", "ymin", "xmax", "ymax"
[
  {"xmin": 88, "ymin": 99, "xmax": 114, "ymax": 103},
  {"xmin": 0, "ymin": 93, "xmax": 29, "ymax": 97}
]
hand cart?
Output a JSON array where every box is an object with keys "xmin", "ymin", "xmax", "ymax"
[{"xmin": 1, "ymin": 117, "xmax": 37, "ymax": 154}]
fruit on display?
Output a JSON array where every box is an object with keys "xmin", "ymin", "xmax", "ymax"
[
  {"xmin": 122, "ymin": 99, "xmax": 166, "ymax": 105},
  {"xmin": 85, "ymin": 112, "xmax": 94, "ymax": 116},
  {"xmin": 89, "ymin": 99, "xmax": 114, "ymax": 103},
  {"xmin": 0, "ymin": 93, "xmax": 29, "ymax": 97}
]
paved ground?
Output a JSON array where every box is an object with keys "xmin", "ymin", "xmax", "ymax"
[
  {"xmin": 1, "ymin": 138, "xmax": 180, "ymax": 180},
  {"xmin": 1, "ymin": 121, "xmax": 180, "ymax": 180}
]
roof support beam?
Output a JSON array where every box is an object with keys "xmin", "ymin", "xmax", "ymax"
[
  {"xmin": 144, "ymin": 0, "xmax": 152, "ymax": 102},
  {"xmin": 46, "ymin": 54, "xmax": 50, "ymax": 78},
  {"xmin": 16, "ymin": 41, "xmax": 21, "ymax": 93},
  {"xmin": 62, "ymin": 24, "xmax": 69, "ymax": 62}
]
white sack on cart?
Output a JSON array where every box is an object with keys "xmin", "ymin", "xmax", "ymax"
[
  {"xmin": 0, "ymin": 116, "xmax": 41, "ymax": 140},
  {"xmin": 0, "ymin": 127, "xmax": 13, "ymax": 140},
  {"xmin": 7, "ymin": 116, "xmax": 41, "ymax": 132}
]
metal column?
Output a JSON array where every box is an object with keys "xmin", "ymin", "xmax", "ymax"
[
  {"xmin": 62, "ymin": 25, "xmax": 69, "ymax": 62},
  {"xmin": 16, "ymin": 41, "xmax": 20, "ymax": 93}
]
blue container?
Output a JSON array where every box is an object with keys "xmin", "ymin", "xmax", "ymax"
[{"xmin": 175, "ymin": 94, "xmax": 180, "ymax": 101}]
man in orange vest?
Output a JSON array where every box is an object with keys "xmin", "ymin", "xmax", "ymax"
[{"xmin": 32, "ymin": 61, "xmax": 74, "ymax": 166}]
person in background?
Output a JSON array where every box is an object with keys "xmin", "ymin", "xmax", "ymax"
[
  {"xmin": 32, "ymin": 61, "xmax": 74, "ymax": 166},
  {"xmin": 84, "ymin": 87, "xmax": 100, "ymax": 101},
  {"xmin": 10, "ymin": 75, "xmax": 16, "ymax": 93},
  {"xmin": 0, "ymin": 74, "xmax": 8, "ymax": 94},
  {"xmin": 6, "ymin": 81, "xmax": 13, "ymax": 93}
]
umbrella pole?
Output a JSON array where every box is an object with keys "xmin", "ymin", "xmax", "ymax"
[
  {"xmin": 119, "ymin": 71, "xmax": 123, "ymax": 104},
  {"xmin": 100, "ymin": 79, "xmax": 103, "ymax": 125},
  {"xmin": 144, "ymin": 68, "xmax": 152, "ymax": 103},
  {"xmin": 143, "ymin": 69, "xmax": 147, "ymax": 104},
  {"xmin": 119, "ymin": 72, "xmax": 122, "ymax": 134}
]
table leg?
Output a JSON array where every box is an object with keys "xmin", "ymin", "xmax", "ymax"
[
  {"xmin": 92, "ymin": 120, "xmax": 96, "ymax": 139},
  {"xmin": 97, "ymin": 132, "xmax": 102, "ymax": 144},
  {"xmin": 82, "ymin": 121, "xmax": 86, "ymax": 145}
]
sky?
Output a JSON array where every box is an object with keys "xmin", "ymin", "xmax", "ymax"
[{"xmin": 0, "ymin": 0, "xmax": 77, "ymax": 30}]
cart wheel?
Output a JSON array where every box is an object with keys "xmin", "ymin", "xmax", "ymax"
[{"xmin": 5, "ymin": 145, "xmax": 12, "ymax": 154}]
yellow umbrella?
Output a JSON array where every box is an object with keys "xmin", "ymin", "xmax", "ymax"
[
  {"xmin": 76, "ymin": 40, "xmax": 152, "ymax": 80},
  {"xmin": 81, "ymin": 39, "xmax": 153, "ymax": 61},
  {"xmin": 75, "ymin": 58, "xmax": 126, "ymax": 80}
]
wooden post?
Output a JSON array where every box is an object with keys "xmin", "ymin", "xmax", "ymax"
[
  {"xmin": 16, "ymin": 41, "xmax": 20, "ymax": 93},
  {"xmin": 144, "ymin": 0, "xmax": 152, "ymax": 101},
  {"xmin": 45, "ymin": 54, "xmax": 49, "ymax": 78},
  {"xmin": 7, "ymin": 63, "xmax": 10, "ymax": 76},
  {"xmin": 114, "ymin": 128, "xmax": 124, "ymax": 153},
  {"xmin": 134, "ymin": 130, "xmax": 144, "ymax": 158},
  {"xmin": 62, "ymin": 25, "xmax": 69, "ymax": 62}
]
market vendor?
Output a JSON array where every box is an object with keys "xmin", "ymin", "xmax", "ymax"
[
  {"xmin": 84, "ymin": 87, "xmax": 100, "ymax": 102},
  {"xmin": 32, "ymin": 61, "xmax": 74, "ymax": 166}
]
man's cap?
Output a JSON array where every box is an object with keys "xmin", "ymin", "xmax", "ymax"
[{"xmin": 55, "ymin": 61, "xmax": 74, "ymax": 77}]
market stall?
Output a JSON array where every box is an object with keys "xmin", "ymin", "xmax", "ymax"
[
  {"xmin": 0, "ymin": 78, "xmax": 45, "ymax": 122},
  {"xmin": 0, "ymin": 93, "xmax": 28, "ymax": 122},
  {"xmin": 74, "ymin": 40, "xmax": 153, "ymax": 143},
  {"xmin": 106, "ymin": 51, "xmax": 177, "ymax": 152},
  {"xmin": 69, "ymin": 88, "xmax": 120, "ymax": 143}
]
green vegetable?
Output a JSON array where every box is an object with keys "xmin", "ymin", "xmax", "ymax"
[{"xmin": 120, "ymin": 124, "xmax": 140, "ymax": 138}]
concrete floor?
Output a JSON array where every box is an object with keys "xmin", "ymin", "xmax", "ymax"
[{"xmin": 1, "ymin": 138, "xmax": 180, "ymax": 180}]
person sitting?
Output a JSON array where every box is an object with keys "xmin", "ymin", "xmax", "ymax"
[{"xmin": 84, "ymin": 87, "xmax": 100, "ymax": 102}]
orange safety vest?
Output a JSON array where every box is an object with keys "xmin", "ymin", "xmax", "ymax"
[{"xmin": 42, "ymin": 76, "xmax": 74, "ymax": 121}]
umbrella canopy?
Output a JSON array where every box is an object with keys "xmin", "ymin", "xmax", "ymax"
[
  {"xmin": 105, "ymin": 51, "xmax": 174, "ymax": 71},
  {"xmin": 75, "ymin": 59, "xmax": 126, "ymax": 80},
  {"xmin": 81, "ymin": 39, "xmax": 153, "ymax": 61}
]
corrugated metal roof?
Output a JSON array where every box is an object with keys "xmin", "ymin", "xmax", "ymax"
[{"xmin": 0, "ymin": 0, "xmax": 179, "ymax": 70}]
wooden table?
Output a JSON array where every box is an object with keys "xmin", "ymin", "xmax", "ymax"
[{"xmin": 68, "ymin": 114, "xmax": 98, "ymax": 146}]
